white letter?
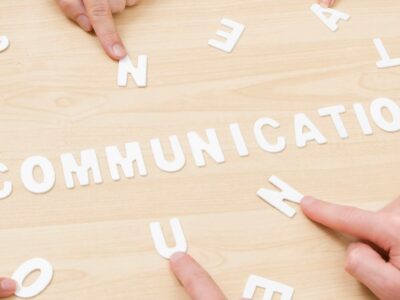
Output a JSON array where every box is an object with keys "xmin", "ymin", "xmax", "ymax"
[
  {"xmin": 150, "ymin": 218, "xmax": 187, "ymax": 259},
  {"xmin": 105, "ymin": 142, "xmax": 147, "ymax": 181},
  {"xmin": 208, "ymin": 18, "xmax": 245, "ymax": 53},
  {"xmin": 229, "ymin": 123, "xmax": 249, "ymax": 157},
  {"xmin": 243, "ymin": 275, "xmax": 294, "ymax": 300},
  {"xmin": 20, "ymin": 156, "xmax": 55, "ymax": 194},
  {"xmin": 118, "ymin": 55, "xmax": 148, "ymax": 87},
  {"xmin": 353, "ymin": 103, "xmax": 373, "ymax": 135},
  {"xmin": 187, "ymin": 129, "xmax": 225, "ymax": 167},
  {"xmin": 310, "ymin": 3, "xmax": 350, "ymax": 32},
  {"xmin": 370, "ymin": 98, "xmax": 400, "ymax": 132},
  {"xmin": 0, "ymin": 36, "xmax": 10, "ymax": 52},
  {"xmin": 257, "ymin": 176, "xmax": 304, "ymax": 218},
  {"xmin": 0, "ymin": 163, "xmax": 12, "ymax": 199},
  {"xmin": 318, "ymin": 105, "xmax": 348, "ymax": 138},
  {"xmin": 12, "ymin": 258, "xmax": 53, "ymax": 299},
  {"xmin": 373, "ymin": 38, "xmax": 400, "ymax": 69},
  {"xmin": 294, "ymin": 113, "xmax": 327, "ymax": 148},
  {"xmin": 151, "ymin": 136, "xmax": 186, "ymax": 172},
  {"xmin": 61, "ymin": 149, "xmax": 103, "ymax": 189},
  {"xmin": 254, "ymin": 118, "xmax": 286, "ymax": 153}
]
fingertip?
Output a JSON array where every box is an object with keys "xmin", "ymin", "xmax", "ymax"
[
  {"xmin": 170, "ymin": 252, "xmax": 187, "ymax": 264},
  {"xmin": 319, "ymin": 0, "xmax": 333, "ymax": 7},
  {"xmin": 300, "ymin": 196, "xmax": 317, "ymax": 212},
  {"xmin": 108, "ymin": 43, "xmax": 127, "ymax": 60},
  {"xmin": 0, "ymin": 278, "xmax": 17, "ymax": 296}
]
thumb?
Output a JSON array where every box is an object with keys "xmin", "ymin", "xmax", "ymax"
[
  {"xmin": 0, "ymin": 278, "xmax": 16, "ymax": 298},
  {"xmin": 345, "ymin": 242, "xmax": 400, "ymax": 300}
]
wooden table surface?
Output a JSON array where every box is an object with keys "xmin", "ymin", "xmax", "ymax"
[{"xmin": 1, "ymin": 0, "xmax": 400, "ymax": 299}]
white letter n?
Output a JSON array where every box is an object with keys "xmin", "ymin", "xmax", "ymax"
[
  {"xmin": 257, "ymin": 176, "xmax": 304, "ymax": 218},
  {"xmin": 118, "ymin": 55, "xmax": 148, "ymax": 87}
]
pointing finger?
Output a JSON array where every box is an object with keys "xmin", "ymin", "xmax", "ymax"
[
  {"xmin": 0, "ymin": 278, "xmax": 16, "ymax": 298},
  {"xmin": 301, "ymin": 196, "xmax": 389, "ymax": 250},
  {"xmin": 170, "ymin": 253, "xmax": 227, "ymax": 300},
  {"xmin": 83, "ymin": 0, "xmax": 127, "ymax": 60}
]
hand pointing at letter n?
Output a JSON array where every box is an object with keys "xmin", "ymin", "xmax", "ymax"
[{"xmin": 301, "ymin": 196, "xmax": 400, "ymax": 300}]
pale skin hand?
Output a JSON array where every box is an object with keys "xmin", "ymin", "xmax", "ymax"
[
  {"xmin": 0, "ymin": 278, "xmax": 16, "ymax": 298},
  {"xmin": 171, "ymin": 196, "xmax": 400, "ymax": 300},
  {"xmin": 56, "ymin": 0, "xmax": 139, "ymax": 60},
  {"xmin": 319, "ymin": 0, "xmax": 336, "ymax": 7},
  {"xmin": 170, "ymin": 253, "xmax": 228, "ymax": 300},
  {"xmin": 301, "ymin": 196, "xmax": 400, "ymax": 300}
]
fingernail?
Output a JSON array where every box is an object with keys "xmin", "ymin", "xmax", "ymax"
[
  {"xmin": 301, "ymin": 196, "xmax": 316, "ymax": 205},
  {"xmin": 170, "ymin": 252, "xmax": 186, "ymax": 263},
  {"xmin": 0, "ymin": 278, "xmax": 16, "ymax": 292},
  {"xmin": 112, "ymin": 43, "xmax": 127, "ymax": 58},
  {"xmin": 76, "ymin": 15, "xmax": 92, "ymax": 32}
]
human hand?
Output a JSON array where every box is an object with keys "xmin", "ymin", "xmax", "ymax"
[
  {"xmin": 319, "ymin": 0, "xmax": 335, "ymax": 7},
  {"xmin": 170, "ymin": 253, "xmax": 228, "ymax": 300},
  {"xmin": 301, "ymin": 196, "xmax": 400, "ymax": 300},
  {"xmin": 0, "ymin": 278, "xmax": 16, "ymax": 298},
  {"xmin": 56, "ymin": 0, "xmax": 139, "ymax": 60}
]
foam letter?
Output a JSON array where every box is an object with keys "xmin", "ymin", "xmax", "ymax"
[
  {"xmin": 208, "ymin": 18, "xmax": 245, "ymax": 53},
  {"xmin": 0, "ymin": 163, "xmax": 12, "ymax": 199},
  {"xmin": 12, "ymin": 258, "xmax": 53, "ymax": 299},
  {"xmin": 243, "ymin": 275, "xmax": 294, "ymax": 300},
  {"xmin": 150, "ymin": 135, "xmax": 186, "ymax": 172},
  {"xmin": 310, "ymin": 3, "xmax": 350, "ymax": 32},
  {"xmin": 150, "ymin": 218, "xmax": 187, "ymax": 259},
  {"xmin": 105, "ymin": 142, "xmax": 147, "ymax": 181},
  {"xmin": 118, "ymin": 55, "xmax": 148, "ymax": 87},
  {"xmin": 257, "ymin": 176, "xmax": 304, "ymax": 218},
  {"xmin": 187, "ymin": 129, "xmax": 225, "ymax": 167},
  {"xmin": 61, "ymin": 149, "xmax": 103, "ymax": 189},
  {"xmin": 254, "ymin": 118, "xmax": 286, "ymax": 153},
  {"xmin": 229, "ymin": 123, "xmax": 249, "ymax": 157},
  {"xmin": 353, "ymin": 103, "xmax": 373, "ymax": 135},
  {"xmin": 373, "ymin": 38, "xmax": 400, "ymax": 69},
  {"xmin": 318, "ymin": 105, "xmax": 348, "ymax": 138},
  {"xmin": 20, "ymin": 156, "xmax": 56, "ymax": 194},
  {"xmin": 294, "ymin": 113, "xmax": 327, "ymax": 148},
  {"xmin": 370, "ymin": 98, "xmax": 400, "ymax": 132},
  {"xmin": 0, "ymin": 36, "xmax": 9, "ymax": 52}
]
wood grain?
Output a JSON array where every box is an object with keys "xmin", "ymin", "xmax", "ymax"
[{"xmin": 1, "ymin": 0, "xmax": 400, "ymax": 299}]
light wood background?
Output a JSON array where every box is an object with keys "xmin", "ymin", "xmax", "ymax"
[{"xmin": 0, "ymin": 0, "xmax": 400, "ymax": 299}]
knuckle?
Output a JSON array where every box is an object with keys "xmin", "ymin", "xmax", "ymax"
[
  {"xmin": 88, "ymin": 3, "xmax": 109, "ymax": 17},
  {"xmin": 183, "ymin": 275, "xmax": 197, "ymax": 292},
  {"xmin": 110, "ymin": 3, "xmax": 125, "ymax": 14},
  {"xmin": 344, "ymin": 243, "xmax": 363, "ymax": 273}
]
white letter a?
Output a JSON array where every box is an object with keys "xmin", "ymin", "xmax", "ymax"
[{"xmin": 311, "ymin": 4, "xmax": 350, "ymax": 32}]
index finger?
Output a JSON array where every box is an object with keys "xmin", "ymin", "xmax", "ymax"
[
  {"xmin": 83, "ymin": 0, "xmax": 127, "ymax": 60},
  {"xmin": 170, "ymin": 253, "xmax": 227, "ymax": 300},
  {"xmin": 301, "ymin": 196, "xmax": 389, "ymax": 250},
  {"xmin": 0, "ymin": 278, "xmax": 16, "ymax": 298}
]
